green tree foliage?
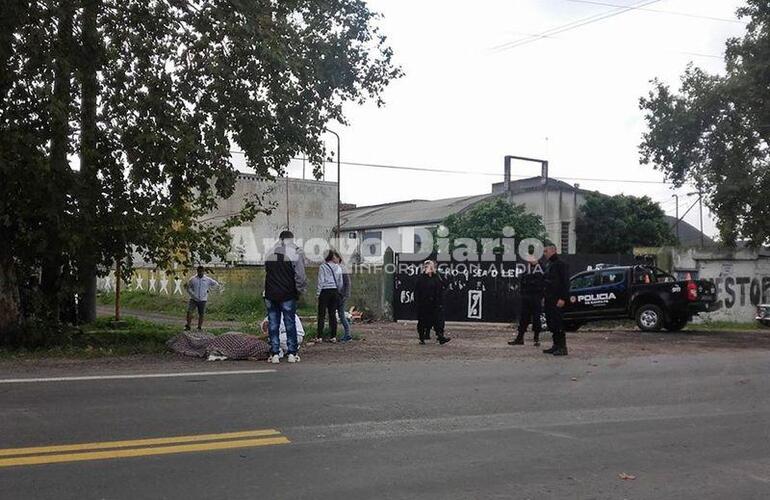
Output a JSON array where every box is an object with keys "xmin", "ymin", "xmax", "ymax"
[
  {"xmin": 439, "ymin": 197, "xmax": 547, "ymax": 254},
  {"xmin": 639, "ymin": 0, "xmax": 770, "ymax": 246},
  {"xmin": 0, "ymin": 0, "xmax": 401, "ymax": 332},
  {"xmin": 576, "ymin": 194, "xmax": 676, "ymax": 254}
]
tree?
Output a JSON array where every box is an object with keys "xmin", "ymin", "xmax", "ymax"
[
  {"xmin": 639, "ymin": 0, "xmax": 770, "ymax": 246},
  {"xmin": 0, "ymin": 0, "xmax": 401, "ymax": 335},
  {"xmin": 439, "ymin": 197, "xmax": 547, "ymax": 255},
  {"xmin": 575, "ymin": 194, "xmax": 676, "ymax": 254}
]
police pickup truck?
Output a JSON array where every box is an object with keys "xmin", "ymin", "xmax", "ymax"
[{"xmin": 561, "ymin": 265, "xmax": 717, "ymax": 332}]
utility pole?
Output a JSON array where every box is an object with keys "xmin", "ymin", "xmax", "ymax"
[
  {"xmin": 672, "ymin": 194, "xmax": 680, "ymax": 241},
  {"xmin": 698, "ymin": 191, "xmax": 704, "ymax": 248},
  {"xmin": 286, "ymin": 173, "xmax": 290, "ymax": 230},
  {"xmin": 686, "ymin": 190, "xmax": 705, "ymax": 248},
  {"xmin": 326, "ymin": 129, "xmax": 341, "ymax": 240}
]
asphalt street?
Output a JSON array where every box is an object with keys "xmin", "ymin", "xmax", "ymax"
[{"xmin": 1, "ymin": 351, "xmax": 769, "ymax": 499}]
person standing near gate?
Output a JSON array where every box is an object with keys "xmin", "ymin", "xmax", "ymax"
[
  {"xmin": 333, "ymin": 250, "xmax": 353, "ymax": 343},
  {"xmin": 316, "ymin": 250, "xmax": 343, "ymax": 343},
  {"xmin": 185, "ymin": 266, "xmax": 220, "ymax": 331},
  {"xmin": 542, "ymin": 243, "xmax": 570, "ymax": 356},
  {"xmin": 264, "ymin": 230, "xmax": 307, "ymax": 364},
  {"xmin": 509, "ymin": 257, "xmax": 544, "ymax": 346},
  {"xmin": 414, "ymin": 259, "xmax": 451, "ymax": 345}
]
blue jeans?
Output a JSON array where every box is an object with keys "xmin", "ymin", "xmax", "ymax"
[
  {"xmin": 265, "ymin": 298, "xmax": 298, "ymax": 355},
  {"xmin": 337, "ymin": 298, "xmax": 351, "ymax": 339}
]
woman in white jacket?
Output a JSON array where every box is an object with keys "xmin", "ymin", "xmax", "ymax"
[{"xmin": 316, "ymin": 250, "xmax": 343, "ymax": 342}]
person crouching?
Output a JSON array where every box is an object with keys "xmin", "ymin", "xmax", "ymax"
[{"xmin": 414, "ymin": 259, "xmax": 451, "ymax": 345}]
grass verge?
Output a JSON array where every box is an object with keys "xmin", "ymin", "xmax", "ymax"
[
  {"xmin": 98, "ymin": 290, "xmax": 317, "ymax": 322},
  {"xmin": 0, "ymin": 316, "xmax": 348, "ymax": 360}
]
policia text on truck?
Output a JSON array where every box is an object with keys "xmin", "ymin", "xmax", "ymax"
[{"xmin": 559, "ymin": 265, "xmax": 717, "ymax": 332}]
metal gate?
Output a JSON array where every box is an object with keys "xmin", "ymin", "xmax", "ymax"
[{"xmin": 392, "ymin": 253, "xmax": 637, "ymax": 322}]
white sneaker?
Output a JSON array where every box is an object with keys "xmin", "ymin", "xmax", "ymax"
[
  {"xmin": 268, "ymin": 354, "xmax": 280, "ymax": 364},
  {"xmin": 287, "ymin": 353, "xmax": 300, "ymax": 363}
]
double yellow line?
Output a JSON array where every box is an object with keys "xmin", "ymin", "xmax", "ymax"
[{"xmin": 0, "ymin": 429, "xmax": 289, "ymax": 468}]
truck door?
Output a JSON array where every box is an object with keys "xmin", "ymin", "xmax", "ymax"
[
  {"xmin": 595, "ymin": 268, "xmax": 628, "ymax": 315},
  {"xmin": 566, "ymin": 271, "xmax": 598, "ymax": 319}
]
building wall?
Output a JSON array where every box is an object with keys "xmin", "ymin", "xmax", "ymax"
[
  {"xmin": 504, "ymin": 189, "xmax": 585, "ymax": 254},
  {"xmin": 639, "ymin": 246, "xmax": 770, "ymax": 323},
  {"xmin": 208, "ymin": 174, "xmax": 337, "ymax": 264},
  {"xmin": 354, "ymin": 226, "xmax": 434, "ymax": 262}
]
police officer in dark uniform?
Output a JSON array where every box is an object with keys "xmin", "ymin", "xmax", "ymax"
[
  {"xmin": 509, "ymin": 257, "xmax": 544, "ymax": 346},
  {"xmin": 414, "ymin": 259, "xmax": 451, "ymax": 345},
  {"xmin": 542, "ymin": 243, "xmax": 570, "ymax": 356}
]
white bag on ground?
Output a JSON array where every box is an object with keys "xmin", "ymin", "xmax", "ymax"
[{"xmin": 261, "ymin": 314, "xmax": 304, "ymax": 358}]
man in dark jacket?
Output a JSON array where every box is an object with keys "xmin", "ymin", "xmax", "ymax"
[
  {"xmin": 264, "ymin": 230, "xmax": 307, "ymax": 363},
  {"xmin": 542, "ymin": 243, "xmax": 570, "ymax": 356},
  {"xmin": 414, "ymin": 260, "xmax": 451, "ymax": 345},
  {"xmin": 509, "ymin": 257, "xmax": 544, "ymax": 346}
]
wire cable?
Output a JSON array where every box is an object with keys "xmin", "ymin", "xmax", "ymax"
[
  {"xmin": 229, "ymin": 150, "xmax": 675, "ymax": 185},
  {"xmin": 564, "ymin": 0, "xmax": 745, "ymax": 24},
  {"xmin": 491, "ymin": 0, "xmax": 663, "ymax": 52}
]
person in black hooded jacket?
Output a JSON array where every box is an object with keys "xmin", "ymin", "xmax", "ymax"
[
  {"xmin": 414, "ymin": 260, "xmax": 451, "ymax": 345},
  {"xmin": 509, "ymin": 257, "xmax": 545, "ymax": 346},
  {"xmin": 542, "ymin": 243, "xmax": 570, "ymax": 356}
]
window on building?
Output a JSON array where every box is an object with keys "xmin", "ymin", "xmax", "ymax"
[
  {"xmin": 414, "ymin": 233, "xmax": 422, "ymax": 254},
  {"xmin": 362, "ymin": 231, "xmax": 382, "ymax": 257},
  {"xmin": 561, "ymin": 221, "xmax": 570, "ymax": 254}
]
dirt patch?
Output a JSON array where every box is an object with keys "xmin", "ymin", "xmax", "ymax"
[{"xmin": 298, "ymin": 321, "xmax": 770, "ymax": 364}]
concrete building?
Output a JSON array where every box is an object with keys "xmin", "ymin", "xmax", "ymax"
[
  {"xmin": 341, "ymin": 175, "xmax": 591, "ymax": 262},
  {"xmin": 208, "ymin": 173, "xmax": 337, "ymax": 264},
  {"xmin": 341, "ymin": 172, "xmax": 710, "ymax": 263}
]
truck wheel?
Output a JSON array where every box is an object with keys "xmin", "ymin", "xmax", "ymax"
[
  {"xmin": 636, "ymin": 304, "xmax": 663, "ymax": 332},
  {"xmin": 664, "ymin": 316, "xmax": 688, "ymax": 332}
]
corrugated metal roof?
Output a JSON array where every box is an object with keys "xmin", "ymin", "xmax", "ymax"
[{"xmin": 340, "ymin": 192, "xmax": 497, "ymax": 231}]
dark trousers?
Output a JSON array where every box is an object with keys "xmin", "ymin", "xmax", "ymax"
[
  {"xmin": 544, "ymin": 297, "xmax": 566, "ymax": 348},
  {"xmin": 317, "ymin": 288, "xmax": 339, "ymax": 339},
  {"xmin": 417, "ymin": 307, "xmax": 445, "ymax": 340},
  {"xmin": 517, "ymin": 294, "xmax": 542, "ymax": 339}
]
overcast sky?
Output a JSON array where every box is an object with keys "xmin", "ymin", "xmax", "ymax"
[{"xmin": 278, "ymin": 0, "xmax": 747, "ymax": 238}]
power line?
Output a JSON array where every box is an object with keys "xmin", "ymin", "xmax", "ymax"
[
  {"xmin": 564, "ymin": 0, "xmax": 746, "ymax": 25},
  {"xmin": 491, "ymin": 0, "xmax": 663, "ymax": 52},
  {"xmin": 229, "ymin": 150, "xmax": 674, "ymax": 185},
  {"xmin": 495, "ymin": 29, "xmax": 722, "ymax": 59}
]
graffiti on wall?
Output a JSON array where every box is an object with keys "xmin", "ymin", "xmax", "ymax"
[
  {"xmin": 703, "ymin": 275, "xmax": 770, "ymax": 312},
  {"xmin": 96, "ymin": 270, "xmax": 227, "ymax": 296}
]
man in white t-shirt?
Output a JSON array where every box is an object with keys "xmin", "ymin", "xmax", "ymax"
[{"xmin": 185, "ymin": 266, "xmax": 220, "ymax": 330}]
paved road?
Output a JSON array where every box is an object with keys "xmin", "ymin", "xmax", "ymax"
[{"xmin": 1, "ymin": 351, "xmax": 769, "ymax": 499}]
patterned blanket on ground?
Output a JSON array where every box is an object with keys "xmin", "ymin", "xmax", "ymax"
[{"xmin": 167, "ymin": 331, "xmax": 270, "ymax": 360}]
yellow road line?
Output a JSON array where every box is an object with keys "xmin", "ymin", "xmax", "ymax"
[
  {"xmin": 0, "ymin": 436, "xmax": 290, "ymax": 468},
  {"xmin": 0, "ymin": 429, "xmax": 281, "ymax": 458}
]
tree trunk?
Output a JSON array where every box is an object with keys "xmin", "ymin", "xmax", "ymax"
[
  {"xmin": 41, "ymin": 0, "xmax": 75, "ymax": 322},
  {"xmin": 0, "ymin": 255, "xmax": 20, "ymax": 338},
  {"xmin": 76, "ymin": 0, "xmax": 101, "ymax": 324}
]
